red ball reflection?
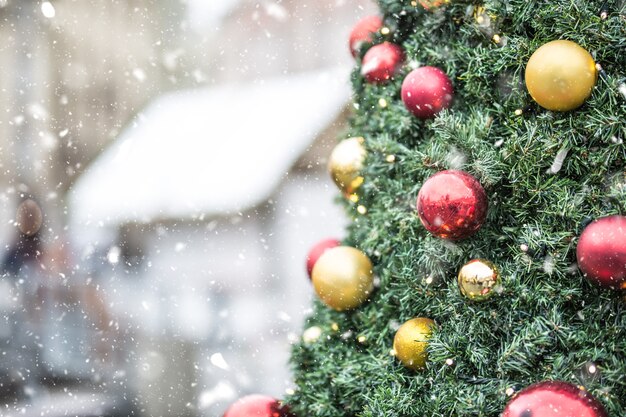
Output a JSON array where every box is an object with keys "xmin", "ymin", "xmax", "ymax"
[
  {"xmin": 361, "ymin": 42, "xmax": 404, "ymax": 84},
  {"xmin": 416, "ymin": 170, "xmax": 487, "ymax": 240},
  {"xmin": 502, "ymin": 381, "xmax": 608, "ymax": 417},
  {"xmin": 223, "ymin": 395, "xmax": 295, "ymax": 417},
  {"xmin": 401, "ymin": 66, "xmax": 454, "ymax": 119},
  {"xmin": 349, "ymin": 15, "xmax": 383, "ymax": 58},
  {"xmin": 577, "ymin": 215, "xmax": 626, "ymax": 290},
  {"xmin": 306, "ymin": 238, "xmax": 341, "ymax": 279}
]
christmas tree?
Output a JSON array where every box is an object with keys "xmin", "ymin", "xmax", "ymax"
[{"xmin": 289, "ymin": 1, "xmax": 626, "ymax": 416}]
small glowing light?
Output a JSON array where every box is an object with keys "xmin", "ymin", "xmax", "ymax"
[
  {"xmin": 357, "ymin": 335, "xmax": 367, "ymax": 343},
  {"xmin": 378, "ymin": 98, "xmax": 388, "ymax": 108},
  {"xmin": 357, "ymin": 205, "xmax": 367, "ymax": 214},
  {"xmin": 505, "ymin": 387, "xmax": 515, "ymax": 396},
  {"xmin": 285, "ymin": 388, "xmax": 295, "ymax": 395},
  {"xmin": 41, "ymin": 1, "xmax": 55, "ymax": 18},
  {"xmin": 618, "ymin": 83, "xmax": 626, "ymax": 99},
  {"xmin": 445, "ymin": 358, "xmax": 454, "ymax": 366},
  {"xmin": 331, "ymin": 322, "xmax": 339, "ymax": 332},
  {"xmin": 425, "ymin": 276, "xmax": 434, "ymax": 284},
  {"xmin": 520, "ymin": 243, "xmax": 529, "ymax": 252},
  {"xmin": 473, "ymin": 6, "xmax": 494, "ymax": 28},
  {"xmin": 348, "ymin": 193, "xmax": 359, "ymax": 203},
  {"xmin": 514, "ymin": 109, "xmax": 523, "ymax": 116},
  {"xmin": 492, "ymin": 34, "xmax": 501, "ymax": 44},
  {"xmin": 595, "ymin": 63, "xmax": 603, "ymax": 72},
  {"xmin": 302, "ymin": 326, "xmax": 322, "ymax": 343},
  {"xmin": 386, "ymin": 154, "xmax": 396, "ymax": 163},
  {"xmin": 380, "ymin": 26, "xmax": 390, "ymax": 35},
  {"xmin": 600, "ymin": 10, "xmax": 608, "ymax": 20},
  {"xmin": 389, "ymin": 349, "xmax": 397, "ymax": 356},
  {"xmin": 588, "ymin": 364, "xmax": 597, "ymax": 374}
]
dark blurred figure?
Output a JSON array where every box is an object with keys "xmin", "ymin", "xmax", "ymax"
[
  {"xmin": 2, "ymin": 197, "xmax": 44, "ymax": 276},
  {"xmin": 0, "ymin": 196, "xmax": 138, "ymax": 415},
  {"xmin": 0, "ymin": 196, "xmax": 44, "ymax": 401}
]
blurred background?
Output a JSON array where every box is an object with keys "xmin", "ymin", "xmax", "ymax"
[{"xmin": 0, "ymin": 0, "xmax": 375, "ymax": 415}]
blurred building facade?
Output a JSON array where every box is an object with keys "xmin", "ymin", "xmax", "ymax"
[
  {"xmin": 0, "ymin": 0, "xmax": 374, "ymax": 204},
  {"xmin": 68, "ymin": 70, "xmax": 351, "ymax": 416},
  {"xmin": 0, "ymin": 0, "xmax": 375, "ymax": 416}
]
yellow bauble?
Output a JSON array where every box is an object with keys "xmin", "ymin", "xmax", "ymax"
[
  {"xmin": 328, "ymin": 137, "xmax": 366, "ymax": 195},
  {"xmin": 311, "ymin": 246, "xmax": 374, "ymax": 311},
  {"xmin": 419, "ymin": 0, "xmax": 450, "ymax": 10},
  {"xmin": 525, "ymin": 40, "xmax": 597, "ymax": 111},
  {"xmin": 393, "ymin": 317, "xmax": 435, "ymax": 370},
  {"xmin": 458, "ymin": 259, "xmax": 500, "ymax": 301}
]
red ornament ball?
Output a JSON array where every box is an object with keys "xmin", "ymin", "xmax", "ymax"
[
  {"xmin": 577, "ymin": 215, "xmax": 626, "ymax": 290},
  {"xmin": 416, "ymin": 170, "xmax": 488, "ymax": 240},
  {"xmin": 349, "ymin": 15, "xmax": 383, "ymax": 58},
  {"xmin": 361, "ymin": 42, "xmax": 404, "ymax": 84},
  {"xmin": 223, "ymin": 395, "xmax": 294, "ymax": 417},
  {"xmin": 306, "ymin": 238, "xmax": 341, "ymax": 278},
  {"xmin": 401, "ymin": 66, "xmax": 454, "ymax": 119},
  {"xmin": 502, "ymin": 381, "xmax": 608, "ymax": 417}
]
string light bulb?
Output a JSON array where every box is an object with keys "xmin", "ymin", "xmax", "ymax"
[{"xmin": 599, "ymin": 1, "xmax": 609, "ymax": 19}]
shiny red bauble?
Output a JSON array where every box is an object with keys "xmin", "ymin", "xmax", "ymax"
[
  {"xmin": 502, "ymin": 381, "xmax": 608, "ymax": 417},
  {"xmin": 361, "ymin": 42, "xmax": 404, "ymax": 84},
  {"xmin": 223, "ymin": 395, "xmax": 294, "ymax": 417},
  {"xmin": 306, "ymin": 238, "xmax": 341, "ymax": 278},
  {"xmin": 416, "ymin": 170, "xmax": 488, "ymax": 240},
  {"xmin": 577, "ymin": 215, "xmax": 626, "ymax": 290},
  {"xmin": 401, "ymin": 66, "xmax": 454, "ymax": 119},
  {"xmin": 349, "ymin": 15, "xmax": 383, "ymax": 58}
]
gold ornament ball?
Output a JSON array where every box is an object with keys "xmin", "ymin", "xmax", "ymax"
[
  {"xmin": 419, "ymin": 0, "xmax": 450, "ymax": 10},
  {"xmin": 458, "ymin": 259, "xmax": 500, "ymax": 301},
  {"xmin": 328, "ymin": 137, "xmax": 366, "ymax": 195},
  {"xmin": 393, "ymin": 317, "xmax": 435, "ymax": 370},
  {"xmin": 525, "ymin": 40, "xmax": 597, "ymax": 111},
  {"xmin": 311, "ymin": 246, "xmax": 374, "ymax": 311}
]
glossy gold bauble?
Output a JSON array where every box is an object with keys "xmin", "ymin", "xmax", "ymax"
[
  {"xmin": 393, "ymin": 317, "xmax": 435, "ymax": 370},
  {"xmin": 328, "ymin": 137, "xmax": 366, "ymax": 195},
  {"xmin": 418, "ymin": 0, "xmax": 450, "ymax": 10},
  {"xmin": 311, "ymin": 246, "xmax": 374, "ymax": 311},
  {"xmin": 525, "ymin": 40, "xmax": 597, "ymax": 111},
  {"xmin": 458, "ymin": 259, "xmax": 500, "ymax": 301}
]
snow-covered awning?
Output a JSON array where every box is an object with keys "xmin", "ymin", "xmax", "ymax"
[
  {"xmin": 68, "ymin": 67, "xmax": 351, "ymax": 232},
  {"xmin": 187, "ymin": 0, "xmax": 243, "ymax": 32}
]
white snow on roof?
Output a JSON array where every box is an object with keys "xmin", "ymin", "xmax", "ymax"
[
  {"xmin": 69, "ymin": 67, "xmax": 350, "ymax": 230},
  {"xmin": 187, "ymin": 0, "xmax": 243, "ymax": 32}
]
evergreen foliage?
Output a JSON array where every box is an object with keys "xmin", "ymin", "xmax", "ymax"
[{"xmin": 289, "ymin": 1, "xmax": 626, "ymax": 416}]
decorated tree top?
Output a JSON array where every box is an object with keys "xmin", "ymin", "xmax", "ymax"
[{"xmin": 290, "ymin": 1, "xmax": 626, "ymax": 416}]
